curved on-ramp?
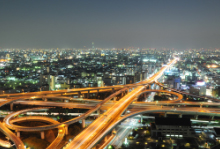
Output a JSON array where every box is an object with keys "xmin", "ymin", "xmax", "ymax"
[
  {"xmin": 155, "ymin": 81, "xmax": 220, "ymax": 102},
  {"xmin": 0, "ymin": 122, "xmax": 25, "ymax": 149},
  {"xmin": 4, "ymin": 88, "xmax": 129, "ymax": 132},
  {"xmin": 87, "ymin": 106, "xmax": 220, "ymax": 149},
  {"xmin": 10, "ymin": 116, "xmax": 65, "ymax": 149},
  {"xmin": 137, "ymin": 89, "xmax": 183, "ymax": 103}
]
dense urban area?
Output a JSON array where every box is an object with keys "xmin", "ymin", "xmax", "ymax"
[{"xmin": 0, "ymin": 48, "xmax": 220, "ymax": 149}]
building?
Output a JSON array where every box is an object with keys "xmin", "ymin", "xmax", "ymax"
[
  {"xmin": 151, "ymin": 117, "xmax": 194, "ymax": 138},
  {"xmin": 189, "ymin": 81, "xmax": 206, "ymax": 96}
]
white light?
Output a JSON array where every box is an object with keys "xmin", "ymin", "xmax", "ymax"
[{"xmin": 196, "ymin": 81, "xmax": 205, "ymax": 86}]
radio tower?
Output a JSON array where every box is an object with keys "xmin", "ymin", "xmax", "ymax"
[{"xmin": 92, "ymin": 42, "xmax": 95, "ymax": 50}]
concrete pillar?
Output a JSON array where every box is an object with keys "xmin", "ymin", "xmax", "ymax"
[
  {"xmin": 78, "ymin": 91, "xmax": 81, "ymax": 98},
  {"xmin": 200, "ymin": 104, "xmax": 202, "ymax": 108},
  {"xmin": 112, "ymin": 88, "xmax": 115, "ymax": 93},
  {"xmin": 82, "ymin": 119, "xmax": 86, "ymax": 128},
  {"xmin": 41, "ymin": 131, "xmax": 45, "ymax": 139},
  {"xmin": 88, "ymin": 90, "xmax": 90, "ymax": 98},
  {"xmin": 164, "ymin": 112, "xmax": 167, "ymax": 117},
  {"xmin": 10, "ymin": 103, "xmax": 13, "ymax": 111},
  {"xmin": 141, "ymin": 115, "xmax": 143, "ymax": 123},
  {"xmin": 178, "ymin": 105, "xmax": 180, "ymax": 107},
  {"xmin": 195, "ymin": 115, "xmax": 198, "ymax": 120},
  {"xmin": 96, "ymin": 89, "xmax": 99, "ymax": 98},
  {"xmin": 97, "ymin": 109, "xmax": 100, "ymax": 115},
  {"xmin": 65, "ymin": 125, "xmax": 68, "ymax": 135},
  {"xmin": 17, "ymin": 131, "xmax": 20, "ymax": 137},
  {"xmin": 179, "ymin": 114, "xmax": 182, "ymax": 118},
  {"xmin": 113, "ymin": 97, "xmax": 117, "ymax": 101},
  {"xmin": 212, "ymin": 116, "xmax": 214, "ymax": 120},
  {"xmin": 44, "ymin": 98, "xmax": 47, "ymax": 101}
]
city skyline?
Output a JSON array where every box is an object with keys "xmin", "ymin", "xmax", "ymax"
[{"xmin": 0, "ymin": 0, "xmax": 220, "ymax": 49}]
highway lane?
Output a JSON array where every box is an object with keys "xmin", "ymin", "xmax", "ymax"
[
  {"xmin": 0, "ymin": 122, "xmax": 25, "ymax": 149},
  {"xmin": 109, "ymin": 118, "xmax": 138, "ymax": 148},
  {"xmin": 64, "ymin": 59, "xmax": 177, "ymax": 149},
  {"xmin": 0, "ymin": 85, "xmax": 124, "ymax": 98},
  {"xmin": 68, "ymin": 106, "xmax": 220, "ymax": 149},
  {"xmin": 4, "ymin": 88, "xmax": 129, "ymax": 132},
  {"xmin": 155, "ymin": 80, "xmax": 220, "ymax": 102},
  {"xmin": 14, "ymin": 100, "xmax": 96, "ymax": 109},
  {"xmin": 137, "ymin": 89, "xmax": 183, "ymax": 103},
  {"xmin": 9, "ymin": 95, "xmax": 220, "ymax": 111},
  {"xmin": 0, "ymin": 139, "xmax": 12, "ymax": 148},
  {"xmin": 11, "ymin": 116, "xmax": 65, "ymax": 149}
]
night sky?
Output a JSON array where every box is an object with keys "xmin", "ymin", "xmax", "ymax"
[{"xmin": 0, "ymin": 0, "xmax": 220, "ymax": 49}]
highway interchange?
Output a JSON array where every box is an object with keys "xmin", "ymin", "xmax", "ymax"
[{"xmin": 0, "ymin": 58, "xmax": 220, "ymax": 149}]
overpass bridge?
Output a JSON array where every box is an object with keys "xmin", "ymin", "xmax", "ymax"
[{"xmin": 1, "ymin": 58, "xmax": 220, "ymax": 149}]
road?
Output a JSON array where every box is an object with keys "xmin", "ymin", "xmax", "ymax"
[
  {"xmin": 0, "ymin": 122, "xmax": 25, "ymax": 149},
  {"xmin": 155, "ymin": 80, "xmax": 220, "ymax": 102},
  {"xmin": 3, "ymin": 88, "xmax": 129, "ymax": 132},
  {"xmin": 64, "ymin": 59, "xmax": 177, "ymax": 149},
  {"xmin": 109, "ymin": 118, "xmax": 138, "ymax": 148},
  {"xmin": 2, "ymin": 57, "xmax": 220, "ymax": 149}
]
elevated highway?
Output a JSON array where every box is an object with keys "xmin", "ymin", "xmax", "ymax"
[
  {"xmin": 64, "ymin": 59, "xmax": 177, "ymax": 149},
  {"xmin": 0, "ymin": 122, "xmax": 25, "ymax": 149},
  {"xmin": 3, "ymin": 58, "xmax": 219, "ymax": 149},
  {"xmin": 89, "ymin": 106, "xmax": 220, "ymax": 149},
  {"xmin": 10, "ymin": 116, "xmax": 65, "ymax": 149},
  {"xmin": 155, "ymin": 81, "xmax": 220, "ymax": 102},
  {"xmin": 3, "ymin": 88, "xmax": 129, "ymax": 132}
]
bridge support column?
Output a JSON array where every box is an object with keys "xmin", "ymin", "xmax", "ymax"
[
  {"xmin": 179, "ymin": 114, "xmax": 182, "ymax": 118},
  {"xmin": 41, "ymin": 131, "xmax": 45, "ymax": 139},
  {"xmin": 144, "ymin": 93, "xmax": 147, "ymax": 98},
  {"xmin": 16, "ymin": 131, "xmax": 20, "ymax": 137},
  {"xmin": 78, "ymin": 91, "xmax": 81, "ymax": 98},
  {"xmin": 82, "ymin": 119, "xmax": 86, "ymax": 128},
  {"xmin": 200, "ymin": 105, "xmax": 202, "ymax": 108},
  {"xmin": 141, "ymin": 115, "xmax": 143, "ymax": 123},
  {"xmin": 65, "ymin": 125, "xmax": 68, "ymax": 135},
  {"xmin": 87, "ymin": 90, "xmax": 90, "ymax": 98},
  {"xmin": 113, "ymin": 97, "xmax": 117, "ymax": 101},
  {"xmin": 112, "ymin": 88, "xmax": 115, "ymax": 93},
  {"xmin": 164, "ymin": 112, "xmax": 167, "ymax": 118},
  {"xmin": 97, "ymin": 109, "xmax": 100, "ymax": 115},
  {"xmin": 212, "ymin": 116, "xmax": 215, "ymax": 120},
  {"xmin": 44, "ymin": 98, "xmax": 47, "ymax": 101},
  {"xmin": 148, "ymin": 85, "xmax": 151, "ymax": 89},
  {"xmin": 96, "ymin": 89, "xmax": 99, "ymax": 98},
  {"xmin": 10, "ymin": 103, "xmax": 13, "ymax": 111},
  {"xmin": 195, "ymin": 115, "xmax": 198, "ymax": 120}
]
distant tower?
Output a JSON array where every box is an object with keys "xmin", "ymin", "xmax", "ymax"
[
  {"xmin": 6, "ymin": 54, "xmax": 10, "ymax": 59},
  {"xmin": 92, "ymin": 42, "xmax": 95, "ymax": 50}
]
